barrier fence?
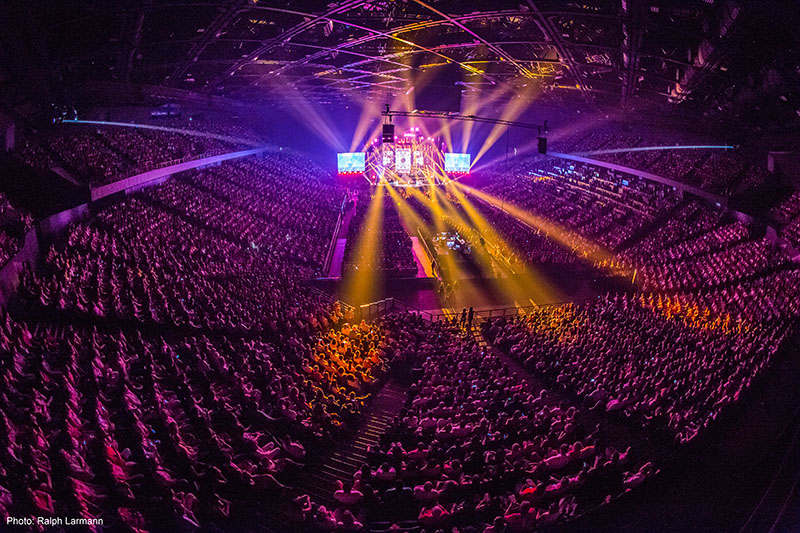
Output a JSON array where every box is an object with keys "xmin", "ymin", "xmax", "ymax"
[{"xmin": 355, "ymin": 296, "xmax": 579, "ymax": 324}]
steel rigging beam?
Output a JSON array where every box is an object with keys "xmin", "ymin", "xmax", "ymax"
[{"xmin": 381, "ymin": 108, "xmax": 548, "ymax": 134}]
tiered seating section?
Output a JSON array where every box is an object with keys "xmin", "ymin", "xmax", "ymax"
[
  {"xmin": 17, "ymin": 126, "xmax": 244, "ymax": 186},
  {"xmin": 0, "ymin": 191, "xmax": 34, "ymax": 268},
  {"xmin": 484, "ymin": 293, "xmax": 790, "ymax": 445},
  {"xmin": 543, "ymin": 125, "xmax": 766, "ymax": 195},
  {"xmin": 300, "ymin": 314, "xmax": 653, "ymax": 532},
  {"xmin": 619, "ymin": 200, "xmax": 785, "ymax": 291},
  {"xmin": 468, "ymin": 170, "xmax": 800, "ymax": 449},
  {"xmin": 483, "ymin": 158, "xmax": 680, "ymax": 257},
  {"xmin": 26, "ymin": 156, "xmax": 344, "ymax": 332}
]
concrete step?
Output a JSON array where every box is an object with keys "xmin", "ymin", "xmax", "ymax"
[
  {"xmin": 286, "ymin": 379, "xmax": 409, "ymax": 516},
  {"xmin": 325, "ymin": 456, "xmax": 363, "ymax": 472}
]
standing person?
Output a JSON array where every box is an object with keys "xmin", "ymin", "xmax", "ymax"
[
  {"xmin": 460, "ymin": 307, "xmax": 467, "ymax": 326},
  {"xmin": 468, "ymin": 307, "xmax": 474, "ymax": 329}
]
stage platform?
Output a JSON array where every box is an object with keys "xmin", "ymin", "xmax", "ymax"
[{"xmin": 313, "ymin": 268, "xmax": 632, "ymax": 312}]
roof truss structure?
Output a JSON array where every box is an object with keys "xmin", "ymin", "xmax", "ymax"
[{"xmin": 0, "ymin": 0, "xmax": 796, "ymax": 124}]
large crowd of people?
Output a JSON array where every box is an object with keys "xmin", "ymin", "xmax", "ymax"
[
  {"xmin": 540, "ymin": 125, "xmax": 764, "ymax": 196},
  {"xmin": 615, "ymin": 200, "xmax": 789, "ymax": 292},
  {"xmin": 483, "ymin": 292, "xmax": 792, "ymax": 445},
  {"xmin": 0, "ymin": 121, "xmax": 798, "ymax": 533},
  {"xmin": 296, "ymin": 314, "xmax": 653, "ymax": 532},
  {"xmin": 0, "ymin": 301, "xmax": 404, "ymax": 530},
  {"xmin": 17, "ymin": 126, "xmax": 245, "ymax": 186},
  {"xmin": 0, "ymin": 191, "xmax": 34, "ymax": 270},
  {"xmin": 23, "ymin": 156, "xmax": 345, "ymax": 334},
  {"xmin": 469, "ymin": 165, "xmax": 800, "ymax": 448},
  {"xmin": 0, "ymin": 153, "xmax": 375, "ymax": 531},
  {"xmin": 480, "ymin": 159, "xmax": 680, "ymax": 262}
]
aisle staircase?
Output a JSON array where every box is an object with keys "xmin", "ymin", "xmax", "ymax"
[
  {"xmin": 257, "ymin": 379, "xmax": 407, "ymax": 532},
  {"xmin": 292, "ymin": 380, "xmax": 408, "ymax": 507}
]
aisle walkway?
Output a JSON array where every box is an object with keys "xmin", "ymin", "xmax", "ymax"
[
  {"xmin": 258, "ymin": 379, "xmax": 407, "ymax": 532},
  {"xmin": 410, "ymin": 236, "xmax": 434, "ymax": 278},
  {"xmin": 328, "ymin": 239, "xmax": 348, "ymax": 278},
  {"xmin": 291, "ymin": 379, "xmax": 407, "ymax": 506},
  {"xmin": 327, "ymin": 194, "xmax": 357, "ymax": 278}
]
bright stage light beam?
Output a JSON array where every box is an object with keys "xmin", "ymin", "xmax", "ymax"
[
  {"xmin": 349, "ymin": 99, "xmax": 382, "ymax": 152},
  {"xmin": 435, "ymin": 183, "xmax": 563, "ymax": 304},
  {"xmin": 579, "ymin": 145, "xmax": 735, "ymax": 156},
  {"xmin": 471, "ymin": 84, "xmax": 540, "ymax": 168},
  {"xmin": 340, "ymin": 188, "xmax": 385, "ymax": 306},
  {"xmin": 451, "ymin": 181, "xmax": 627, "ymax": 274}
]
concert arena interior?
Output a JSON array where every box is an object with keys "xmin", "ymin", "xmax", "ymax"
[{"xmin": 1, "ymin": 1, "xmax": 800, "ymax": 532}]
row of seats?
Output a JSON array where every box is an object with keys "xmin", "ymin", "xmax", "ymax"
[
  {"xmin": 18, "ymin": 126, "xmax": 243, "ymax": 186},
  {"xmin": 295, "ymin": 313, "xmax": 651, "ymax": 533},
  {"xmin": 483, "ymin": 292, "xmax": 792, "ymax": 445}
]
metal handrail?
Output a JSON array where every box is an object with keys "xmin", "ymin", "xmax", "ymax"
[
  {"xmin": 354, "ymin": 297, "xmax": 579, "ymax": 323},
  {"xmin": 309, "ymin": 286, "xmax": 355, "ymax": 315},
  {"xmin": 323, "ymin": 194, "xmax": 348, "ymax": 275}
]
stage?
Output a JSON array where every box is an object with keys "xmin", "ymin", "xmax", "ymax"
[
  {"xmin": 338, "ymin": 127, "xmax": 469, "ymax": 186},
  {"xmin": 313, "ymin": 265, "xmax": 633, "ymax": 316}
]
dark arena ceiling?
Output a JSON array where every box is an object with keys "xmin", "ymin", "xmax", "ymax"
[{"xmin": 0, "ymin": 0, "xmax": 798, "ymax": 128}]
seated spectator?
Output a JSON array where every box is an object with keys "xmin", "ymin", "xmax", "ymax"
[{"xmin": 334, "ymin": 481, "xmax": 364, "ymax": 506}]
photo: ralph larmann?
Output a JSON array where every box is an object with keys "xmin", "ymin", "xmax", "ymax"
[{"xmin": 7, "ymin": 517, "xmax": 105, "ymax": 527}]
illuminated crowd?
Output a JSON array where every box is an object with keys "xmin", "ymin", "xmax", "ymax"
[
  {"xmin": 291, "ymin": 313, "xmax": 656, "ymax": 532},
  {"xmin": 18, "ymin": 125, "xmax": 246, "ymax": 186},
  {"xmin": 1, "ymin": 124, "xmax": 799, "ymax": 533}
]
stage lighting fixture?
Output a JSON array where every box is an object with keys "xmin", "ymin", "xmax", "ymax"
[
  {"xmin": 538, "ymin": 136, "xmax": 548, "ymax": 154},
  {"xmin": 382, "ymin": 124, "xmax": 395, "ymax": 144}
]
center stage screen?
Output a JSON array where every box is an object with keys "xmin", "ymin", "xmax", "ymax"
[
  {"xmin": 445, "ymin": 153, "xmax": 471, "ymax": 173},
  {"xmin": 365, "ymin": 135, "xmax": 447, "ymax": 186},
  {"xmin": 337, "ymin": 152, "xmax": 365, "ymax": 173},
  {"xmin": 396, "ymin": 149, "xmax": 412, "ymax": 173}
]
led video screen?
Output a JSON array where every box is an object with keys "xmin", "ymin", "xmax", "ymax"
[
  {"xmin": 396, "ymin": 149, "xmax": 412, "ymax": 173},
  {"xmin": 445, "ymin": 153, "xmax": 471, "ymax": 173},
  {"xmin": 337, "ymin": 152, "xmax": 365, "ymax": 173}
]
